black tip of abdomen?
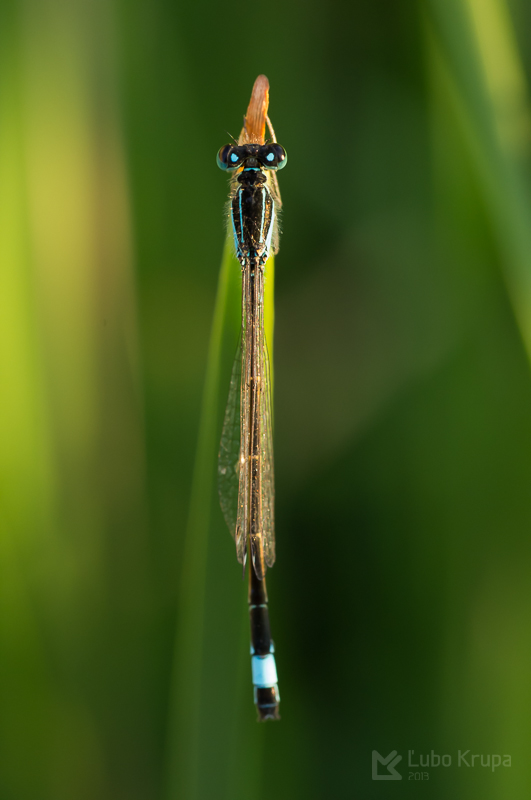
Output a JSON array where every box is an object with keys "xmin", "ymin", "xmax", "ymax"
[{"xmin": 255, "ymin": 686, "xmax": 281, "ymax": 721}]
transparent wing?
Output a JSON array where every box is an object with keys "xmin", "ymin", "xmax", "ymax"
[
  {"xmin": 237, "ymin": 267, "xmax": 252, "ymax": 567},
  {"xmin": 260, "ymin": 334, "xmax": 275, "ymax": 568},
  {"xmin": 219, "ymin": 257, "xmax": 276, "ymax": 576},
  {"xmin": 218, "ymin": 337, "xmax": 247, "ymax": 565},
  {"xmin": 267, "ymin": 173, "xmax": 282, "ymax": 255},
  {"xmin": 246, "ymin": 265, "xmax": 276, "ymax": 580}
]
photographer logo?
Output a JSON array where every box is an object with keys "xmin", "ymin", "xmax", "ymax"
[{"xmin": 372, "ymin": 750, "xmax": 402, "ymax": 780}]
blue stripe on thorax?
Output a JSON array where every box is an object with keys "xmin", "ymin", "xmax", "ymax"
[{"xmin": 238, "ymin": 189, "xmax": 244, "ymax": 243}]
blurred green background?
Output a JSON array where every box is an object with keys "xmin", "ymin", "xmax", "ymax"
[{"xmin": 2, "ymin": 0, "xmax": 531, "ymax": 797}]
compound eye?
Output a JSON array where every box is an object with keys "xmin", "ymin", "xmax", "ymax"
[
  {"xmin": 273, "ymin": 144, "xmax": 287, "ymax": 170},
  {"xmin": 216, "ymin": 145, "xmax": 231, "ymax": 170},
  {"xmin": 259, "ymin": 144, "xmax": 288, "ymax": 170},
  {"xmin": 216, "ymin": 145, "xmax": 243, "ymax": 171}
]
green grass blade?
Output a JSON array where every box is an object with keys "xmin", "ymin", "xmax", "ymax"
[
  {"xmin": 164, "ymin": 235, "xmax": 275, "ymax": 799},
  {"xmin": 425, "ymin": 0, "xmax": 531, "ymax": 358}
]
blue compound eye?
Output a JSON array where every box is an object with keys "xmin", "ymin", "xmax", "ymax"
[
  {"xmin": 216, "ymin": 145, "xmax": 231, "ymax": 170},
  {"xmin": 273, "ymin": 144, "xmax": 288, "ymax": 170},
  {"xmin": 217, "ymin": 145, "xmax": 243, "ymax": 171},
  {"xmin": 259, "ymin": 144, "xmax": 288, "ymax": 170}
]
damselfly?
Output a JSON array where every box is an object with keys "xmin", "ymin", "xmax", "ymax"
[{"xmin": 217, "ymin": 76, "xmax": 287, "ymax": 721}]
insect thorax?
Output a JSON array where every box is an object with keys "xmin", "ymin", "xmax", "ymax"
[{"xmin": 231, "ymin": 168, "xmax": 276, "ymax": 267}]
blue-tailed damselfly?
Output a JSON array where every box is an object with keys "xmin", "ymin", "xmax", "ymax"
[{"xmin": 217, "ymin": 75, "xmax": 287, "ymax": 721}]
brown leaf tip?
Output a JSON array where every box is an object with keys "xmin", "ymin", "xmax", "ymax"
[{"xmin": 240, "ymin": 75, "xmax": 270, "ymax": 145}]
